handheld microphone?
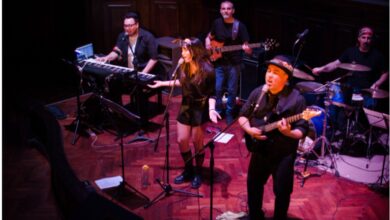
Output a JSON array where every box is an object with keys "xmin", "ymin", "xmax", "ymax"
[
  {"xmin": 171, "ymin": 58, "xmax": 184, "ymax": 78},
  {"xmin": 253, "ymin": 84, "xmax": 269, "ymax": 112},
  {"xmin": 294, "ymin": 29, "xmax": 309, "ymax": 45}
]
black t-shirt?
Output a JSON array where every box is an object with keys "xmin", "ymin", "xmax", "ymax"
[
  {"xmin": 339, "ymin": 47, "xmax": 387, "ymax": 90},
  {"xmin": 115, "ymin": 28, "xmax": 158, "ymax": 70},
  {"xmin": 210, "ymin": 18, "xmax": 250, "ymax": 65}
]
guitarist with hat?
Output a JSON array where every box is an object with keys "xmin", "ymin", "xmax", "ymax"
[
  {"xmin": 205, "ymin": 0, "xmax": 252, "ymax": 124},
  {"xmin": 238, "ymin": 55, "xmax": 309, "ymax": 220}
]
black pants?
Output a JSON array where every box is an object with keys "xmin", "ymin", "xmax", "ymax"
[{"xmin": 247, "ymin": 152, "xmax": 296, "ymax": 220}]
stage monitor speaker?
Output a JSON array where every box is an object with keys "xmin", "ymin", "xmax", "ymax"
[{"xmin": 156, "ymin": 36, "xmax": 182, "ymax": 95}]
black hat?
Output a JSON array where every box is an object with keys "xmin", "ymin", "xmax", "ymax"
[{"xmin": 265, "ymin": 55, "xmax": 293, "ymax": 78}]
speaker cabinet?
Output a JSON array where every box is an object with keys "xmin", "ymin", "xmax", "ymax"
[
  {"xmin": 239, "ymin": 48, "xmax": 270, "ymax": 101},
  {"xmin": 156, "ymin": 37, "xmax": 182, "ymax": 95},
  {"xmin": 240, "ymin": 58, "xmax": 264, "ymax": 101},
  {"xmin": 156, "ymin": 36, "xmax": 182, "ymax": 80}
]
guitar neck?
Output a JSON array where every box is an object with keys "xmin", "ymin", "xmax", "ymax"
[
  {"xmin": 220, "ymin": 43, "xmax": 262, "ymax": 52},
  {"xmin": 260, "ymin": 113, "xmax": 303, "ymax": 133}
]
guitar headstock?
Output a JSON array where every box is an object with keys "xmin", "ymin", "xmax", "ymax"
[
  {"xmin": 263, "ymin": 38, "xmax": 280, "ymax": 51},
  {"xmin": 302, "ymin": 108, "xmax": 322, "ymax": 121}
]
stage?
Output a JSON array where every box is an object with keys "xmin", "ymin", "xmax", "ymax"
[{"xmin": 4, "ymin": 93, "xmax": 389, "ymax": 220}]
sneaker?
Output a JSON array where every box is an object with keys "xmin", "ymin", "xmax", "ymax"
[{"xmin": 174, "ymin": 170, "xmax": 193, "ymax": 184}]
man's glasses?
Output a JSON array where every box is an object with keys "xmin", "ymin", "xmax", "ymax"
[{"xmin": 124, "ymin": 23, "xmax": 137, "ymax": 28}]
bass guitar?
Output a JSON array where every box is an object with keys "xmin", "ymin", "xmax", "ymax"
[
  {"xmin": 208, "ymin": 38, "xmax": 279, "ymax": 61},
  {"xmin": 244, "ymin": 108, "xmax": 321, "ymax": 152}
]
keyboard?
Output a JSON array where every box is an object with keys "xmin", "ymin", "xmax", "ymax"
[{"xmin": 80, "ymin": 58, "xmax": 157, "ymax": 84}]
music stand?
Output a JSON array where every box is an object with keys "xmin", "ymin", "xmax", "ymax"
[
  {"xmin": 364, "ymin": 108, "xmax": 389, "ymax": 190},
  {"xmin": 363, "ymin": 108, "xmax": 389, "ymax": 160},
  {"xmin": 99, "ymin": 96, "xmax": 150, "ymax": 202},
  {"xmin": 144, "ymin": 64, "xmax": 202, "ymax": 209}
]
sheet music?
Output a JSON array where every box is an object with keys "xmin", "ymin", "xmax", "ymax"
[{"xmin": 94, "ymin": 176, "xmax": 123, "ymax": 189}]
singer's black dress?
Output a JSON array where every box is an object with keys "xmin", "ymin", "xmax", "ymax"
[{"xmin": 176, "ymin": 64, "xmax": 216, "ymax": 126}]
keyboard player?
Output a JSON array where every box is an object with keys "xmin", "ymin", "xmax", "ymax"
[{"xmin": 95, "ymin": 11, "xmax": 159, "ymax": 126}]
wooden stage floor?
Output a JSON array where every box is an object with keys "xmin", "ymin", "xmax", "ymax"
[{"xmin": 4, "ymin": 93, "xmax": 389, "ymax": 220}]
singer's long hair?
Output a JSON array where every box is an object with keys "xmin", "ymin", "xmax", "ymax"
[{"xmin": 179, "ymin": 37, "xmax": 213, "ymax": 85}]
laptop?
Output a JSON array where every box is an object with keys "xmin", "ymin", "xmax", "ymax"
[{"xmin": 75, "ymin": 43, "xmax": 94, "ymax": 63}]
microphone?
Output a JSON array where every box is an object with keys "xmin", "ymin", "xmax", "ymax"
[
  {"xmin": 122, "ymin": 33, "xmax": 128, "ymax": 41},
  {"xmin": 294, "ymin": 29, "xmax": 309, "ymax": 45},
  {"xmin": 253, "ymin": 84, "xmax": 269, "ymax": 112},
  {"xmin": 171, "ymin": 58, "xmax": 184, "ymax": 78}
]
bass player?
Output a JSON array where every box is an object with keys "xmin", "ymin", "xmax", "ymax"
[{"xmin": 205, "ymin": 0, "xmax": 252, "ymax": 124}]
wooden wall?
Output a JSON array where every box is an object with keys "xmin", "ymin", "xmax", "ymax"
[
  {"xmin": 86, "ymin": 0, "xmax": 389, "ymax": 67},
  {"xmin": 3, "ymin": 0, "xmax": 388, "ymax": 104}
]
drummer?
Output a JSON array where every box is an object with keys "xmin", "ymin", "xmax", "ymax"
[{"xmin": 312, "ymin": 26, "xmax": 388, "ymax": 109}]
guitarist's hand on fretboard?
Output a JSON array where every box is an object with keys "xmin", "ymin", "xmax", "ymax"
[
  {"xmin": 277, "ymin": 118, "xmax": 291, "ymax": 136},
  {"xmin": 242, "ymin": 43, "xmax": 252, "ymax": 55}
]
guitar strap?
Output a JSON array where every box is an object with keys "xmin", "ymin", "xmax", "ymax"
[{"xmin": 232, "ymin": 20, "xmax": 239, "ymax": 40}]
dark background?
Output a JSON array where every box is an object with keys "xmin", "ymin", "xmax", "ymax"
[{"xmin": 3, "ymin": 0, "xmax": 389, "ymax": 105}]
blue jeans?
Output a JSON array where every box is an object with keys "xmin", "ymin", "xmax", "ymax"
[{"xmin": 215, "ymin": 64, "xmax": 241, "ymax": 116}]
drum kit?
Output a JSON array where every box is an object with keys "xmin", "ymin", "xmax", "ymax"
[{"xmin": 293, "ymin": 62, "xmax": 389, "ymax": 156}]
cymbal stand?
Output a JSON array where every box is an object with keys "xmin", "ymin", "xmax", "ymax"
[
  {"xmin": 312, "ymin": 82, "xmax": 340, "ymax": 176},
  {"xmin": 145, "ymin": 66, "xmax": 202, "ymax": 209}
]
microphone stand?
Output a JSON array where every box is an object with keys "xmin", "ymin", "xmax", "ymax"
[
  {"xmin": 292, "ymin": 36, "xmax": 305, "ymax": 71},
  {"xmin": 62, "ymin": 59, "xmax": 88, "ymax": 145},
  {"xmin": 195, "ymin": 85, "xmax": 268, "ymax": 219},
  {"xmin": 145, "ymin": 63, "xmax": 202, "ymax": 209},
  {"xmin": 292, "ymin": 32, "xmax": 340, "ymax": 177},
  {"xmin": 126, "ymin": 49, "xmax": 154, "ymax": 144},
  {"xmin": 190, "ymin": 114, "xmax": 242, "ymax": 220}
]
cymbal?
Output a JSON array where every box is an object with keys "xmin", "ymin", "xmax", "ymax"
[
  {"xmin": 295, "ymin": 82, "xmax": 324, "ymax": 93},
  {"xmin": 293, "ymin": 68, "xmax": 315, "ymax": 80},
  {"xmin": 338, "ymin": 63, "xmax": 371, "ymax": 71},
  {"xmin": 362, "ymin": 88, "xmax": 389, "ymax": 99}
]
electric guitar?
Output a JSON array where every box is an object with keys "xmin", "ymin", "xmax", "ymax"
[
  {"xmin": 244, "ymin": 108, "xmax": 321, "ymax": 152},
  {"xmin": 208, "ymin": 38, "xmax": 279, "ymax": 61}
]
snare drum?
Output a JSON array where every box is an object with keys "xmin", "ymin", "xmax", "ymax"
[{"xmin": 298, "ymin": 106, "xmax": 325, "ymax": 153}]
